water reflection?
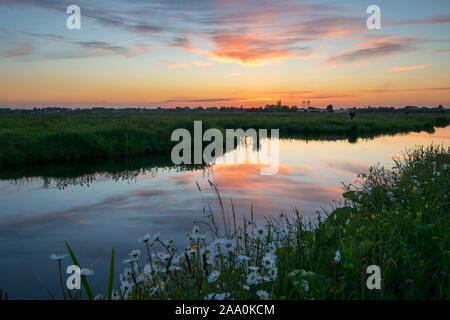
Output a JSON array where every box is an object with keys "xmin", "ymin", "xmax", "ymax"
[
  {"xmin": 0, "ymin": 127, "xmax": 449, "ymax": 299},
  {"xmin": 0, "ymin": 153, "xmax": 206, "ymax": 189}
]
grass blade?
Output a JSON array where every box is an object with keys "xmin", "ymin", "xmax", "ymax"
[
  {"xmin": 107, "ymin": 248, "xmax": 115, "ymax": 300},
  {"xmin": 65, "ymin": 241, "xmax": 95, "ymax": 300}
]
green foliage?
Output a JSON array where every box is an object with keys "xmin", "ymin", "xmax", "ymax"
[
  {"xmin": 0, "ymin": 112, "xmax": 447, "ymax": 166},
  {"xmin": 51, "ymin": 145, "xmax": 449, "ymax": 300}
]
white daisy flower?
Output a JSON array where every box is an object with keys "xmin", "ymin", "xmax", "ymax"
[
  {"xmin": 123, "ymin": 268, "xmax": 132, "ymax": 278},
  {"xmin": 238, "ymin": 255, "xmax": 250, "ymax": 263},
  {"xmin": 94, "ymin": 293, "xmax": 104, "ymax": 300},
  {"xmin": 267, "ymin": 267, "xmax": 278, "ymax": 280},
  {"xmin": 247, "ymin": 272, "xmax": 259, "ymax": 285},
  {"xmin": 222, "ymin": 239, "xmax": 236, "ymax": 252},
  {"xmin": 111, "ymin": 290, "xmax": 121, "ymax": 300},
  {"xmin": 333, "ymin": 250, "xmax": 341, "ymax": 263},
  {"xmin": 171, "ymin": 253, "xmax": 186, "ymax": 265},
  {"xmin": 267, "ymin": 242, "xmax": 276, "ymax": 253},
  {"xmin": 191, "ymin": 233, "xmax": 207, "ymax": 240},
  {"xmin": 255, "ymin": 225, "xmax": 267, "ymax": 239},
  {"xmin": 129, "ymin": 249, "xmax": 141, "ymax": 259},
  {"xmin": 262, "ymin": 252, "xmax": 276, "ymax": 267},
  {"xmin": 207, "ymin": 270, "xmax": 220, "ymax": 283},
  {"xmin": 256, "ymin": 290, "xmax": 270, "ymax": 300},
  {"xmin": 201, "ymin": 247, "xmax": 213, "ymax": 257},
  {"xmin": 302, "ymin": 280, "xmax": 309, "ymax": 292},
  {"xmin": 204, "ymin": 293, "xmax": 229, "ymax": 300},
  {"xmin": 288, "ymin": 269, "xmax": 300, "ymax": 277},
  {"xmin": 211, "ymin": 239, "xmax": 226, "ymax": 250},
  {"xmin": 123, "ymin": 258, "xmax": 137, "ymax": 264},
  {"xmin": 192, "ymin": 225, "xmax": 200, "ymax": 234},
  {"xmin": 139, "ymin": 234, "xmax": 151, "ymax": 243},
  {"xmin": 50, "ymin": 253, "xmax": 67, "ymax": 261},
  {"xmin": 80, "ymin": 267, "xmax": 95, "ymax": 276}
]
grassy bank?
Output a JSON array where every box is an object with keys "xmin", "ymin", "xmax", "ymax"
[
  {"xmin": 51, "ymin": 145, "xmax": 449, "ymax": 300},
  {"xmin": 0, "ymin": 112, "xmax": 448, "ymax": 166}
]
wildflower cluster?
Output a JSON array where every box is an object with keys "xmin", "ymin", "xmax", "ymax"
[{"xmin": 50, "ymin": 145, "xmax": 449, "ymax": 300}]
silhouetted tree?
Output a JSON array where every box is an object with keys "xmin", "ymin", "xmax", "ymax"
[{"xmin": 327, "ymin": 104, "xmax": 334, "ymax": 113}]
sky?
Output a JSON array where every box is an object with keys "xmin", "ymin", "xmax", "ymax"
[{"xmin": 0, "ymin": 0, "xmax": 449, "ymax": 108}]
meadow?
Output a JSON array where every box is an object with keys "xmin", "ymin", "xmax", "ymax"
[
  {"xmin": 49, "ymin": 145, "xmax": 449, "ymax": 300},
  {"xmin": 0, "ymin": 112, "xmax": 448, "ymax": 166}
]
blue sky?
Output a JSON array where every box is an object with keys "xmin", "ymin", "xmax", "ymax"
[{"xmin": 0, "ymin": 0, "xmax": 449, "ymax": 107}]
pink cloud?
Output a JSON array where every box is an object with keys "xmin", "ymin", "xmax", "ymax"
[
  {"xmin": 426, "ymin": 49, "xmax": 450, "ymax": 53},
  {"xmin": 390, "ymin": 64, "xmax": 431, "ymax": 72}
]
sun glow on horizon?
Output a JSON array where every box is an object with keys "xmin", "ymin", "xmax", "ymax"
[{"xmin": 0, "ymin": 0, "xmax": 449, "ymax": 108}]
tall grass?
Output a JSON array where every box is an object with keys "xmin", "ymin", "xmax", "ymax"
[
  {"xmin": 49, "ymin": 145, "xmax": 449, "ymax": 300},
  {"xmin": 0, "ymin": 112, "xmax": 448, "ymax": 166}
]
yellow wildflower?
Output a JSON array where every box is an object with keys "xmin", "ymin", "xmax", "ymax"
[{"xmin": 371, "ymin": 215, "xmax": 376, "ymax": 220}]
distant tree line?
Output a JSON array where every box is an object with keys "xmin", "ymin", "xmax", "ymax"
[{"xmin": 0, "ymin": 104, "xmax": 447, "ymax": 114}]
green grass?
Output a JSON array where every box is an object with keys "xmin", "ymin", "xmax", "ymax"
[
  {"xmin": 0, "ymin": 112, "xmax": 448, "ymax": 166},
  {"xmin": 51, "ymin": 145, "xmax": 450, "ymax": 300}
]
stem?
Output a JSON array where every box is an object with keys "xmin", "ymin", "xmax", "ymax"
[{"xmin": 58, "ymin": 261, "xmax": 66, "ymax": 300}]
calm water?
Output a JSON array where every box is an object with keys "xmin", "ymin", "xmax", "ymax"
[{"xmin": 0, "ymin": 127, "xmax": 449, "ymax": 299}]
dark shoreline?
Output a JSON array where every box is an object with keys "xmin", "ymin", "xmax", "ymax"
[{"xmin": 0, "ymin": 112, "xmax": 448, "ymax": 167}]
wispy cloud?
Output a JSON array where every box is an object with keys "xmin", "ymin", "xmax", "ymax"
[
  {"xmin": 390, "ymin": 15, "xmax": 450, "ymax": 26},
  {"xmin": 162, "ymin": 97, "xmax": 243, "ymax": 104},
  {"xmin": 0, "ymin": 42, "xmax": 34, "ymax": 58},
  {"xmin": 362, "ymin": 86, "xmax": 450, "ymax": 94},
  {"xmin": 390, "ymin": 64, "xmax": 431, "ymax": 72},
  {"xmin": 75, "ymin": 41, "xmax": 153, "ymax": 58},
  {"xmin": 167, "ymin": 63, "xmax": 191, "ymax": 69},
  {"xmin": 2, "ymin": 0, "xmax": 430, "ymax": 67},
  {"xmin": 191, "ymin": 60, "xmax": 214, "ymax": 67},
  {"xmin": 22, "ymin": 31, "xmax": 65, "ymax": 41},
  {"xmin": 426, "ymin": 49, "xmax": 450, "ymax": 53},
  {"xmin": 328, "ymin": 36, "xmax": 416, "ymax": 65}
]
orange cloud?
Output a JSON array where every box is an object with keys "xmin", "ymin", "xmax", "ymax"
[
  {"xmin": 390, "ymin": 64, "xmax": 431, "ymax": 72},
  {"xmin": 191, "ymin": 61, "xmax": 214, "ymax": 67},
  {"xmin": 207, "ymin": 32, "xmax": 296, "ymax": 65},
  {"xmin": 167, "ymin": 63, "xmax": 191, "ymax": 69}
]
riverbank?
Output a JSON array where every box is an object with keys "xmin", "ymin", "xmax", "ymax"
[
  {"xmin": 0, "ymin": 112, "xmax": 448, "ymax": 167},
  {"xmin": 52, "ymin": 145, "xmax": 449, "ymax": 300}
]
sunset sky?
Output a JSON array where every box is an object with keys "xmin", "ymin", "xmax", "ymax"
[{"xmin": 0, "ymin": 0, "xmax": 449, "ymax": 108}]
